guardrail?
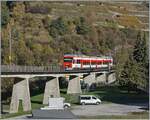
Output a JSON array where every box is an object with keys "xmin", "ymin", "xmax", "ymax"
[
  {"xmin": 1, "ymin": 65, "xmax": 114, "ymax": 74},
  {"xmin": 1, "ymin": 65, "xmax": 64, "ymax": 73}
]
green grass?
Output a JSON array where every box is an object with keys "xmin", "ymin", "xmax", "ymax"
[
  {"xmin": 1, "ymin": 94, "xmax": 44, "ymax": 119},
  {"xmin": 31, "ymin": 94, "xmax": 45, "ymax": 110},
  {"xmin": 80, "ymin": 86, "xmax": 148, "ymax": 105},
  {"xmin": 1, "ymin": 111, "xmax": 31, "ymax": 119},
  {"xmin": 1, "ymin": 86, "xmax": 149, "ymax": 119}
]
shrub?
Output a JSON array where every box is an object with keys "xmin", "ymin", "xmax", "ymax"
[
  {"xmin": 26, "ymin": 3, "xmax": 51, "ymax": 14},
  {"xmin": 48, "ymin": 17, "xmax": 69, "ymax": 37},
  {"xmin": 76, "ymin": 17, "xmax": 91, "ymax": 35}
]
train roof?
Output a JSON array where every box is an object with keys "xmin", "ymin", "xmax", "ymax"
[
  {"xmin": 64, "ymin": 54, "xmax": 112, "ymax": 59},
  {"xmin": 64, "ymin": 54, "xmax": 87, "ymax": 57}
]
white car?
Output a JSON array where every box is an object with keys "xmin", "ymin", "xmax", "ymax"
[{"xmin": 80, "ymin": 95, "xmax": 101, "ymax": 105}]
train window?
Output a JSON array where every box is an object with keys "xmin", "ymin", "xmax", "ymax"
[
  {"xmin": 64, "ymin": 58, "xmax": 73, "ymax": 62},
  {"xmin": 73, "ymin": 60, "xmax": 76, "ymax": 63},
  {"xmin": 84, "ymin": 62, "xmax": 89, "ymax": 65},
  {"xmin": 77, "ymin": 60, "xmax": 80, "ymax": 64},
  {"xmin": 83, "ymin": 61, "xmax": 86, "ymax": 65},
  {"xmin": 103, "ymin": 61, "xmax": 109, "ymax": 64},
  {"xmin": 91, "ymin": 62, "xmax": 96, "ymax": 65}
]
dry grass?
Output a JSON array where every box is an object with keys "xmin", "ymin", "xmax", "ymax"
[
  {"xmin": 108, "ymin": 5, "xmax": 129, "ymax": 14},
  {"xmin": 115, "ymin": 15, "xmax": 142, "ymax": 29}
]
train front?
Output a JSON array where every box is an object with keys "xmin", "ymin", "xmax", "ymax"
[{"xmin": 63, "ymin": 55, "xmax": 73, "ymax": 70}]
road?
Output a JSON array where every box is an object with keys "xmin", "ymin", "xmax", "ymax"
[{"xmin": 71, "ymin": 102, "xmax": 148, "ymax": 116}]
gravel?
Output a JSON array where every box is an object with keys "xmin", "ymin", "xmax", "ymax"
[{"xmin": 71, "ymin": 103, "xmax": 148, "ymax": 116}]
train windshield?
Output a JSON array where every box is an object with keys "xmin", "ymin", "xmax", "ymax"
[{"xmin": 64, "ymin": 58, "xmax": 73, "ymax": 62}]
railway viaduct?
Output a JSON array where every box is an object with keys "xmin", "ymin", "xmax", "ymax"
[{"xmin": 1, "ymin": 65, "xmax": 116, "ymax": 113}]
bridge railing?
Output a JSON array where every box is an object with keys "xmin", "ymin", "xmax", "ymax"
[
  {"xmin": 1, "ymin": 65, "xmax": 114, "ymax": 73},
  {"xmin": 1, "ymin": 65, "xmax": 64, "ymax": 73}
]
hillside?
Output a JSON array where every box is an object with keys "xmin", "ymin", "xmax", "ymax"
[
  {"xmin": 1, "ymin": 1, "xmax": 149, "ymax": 104},
  {"xmin": 1, "ymin": 1, "xmax": 149, "ymax": 66}
]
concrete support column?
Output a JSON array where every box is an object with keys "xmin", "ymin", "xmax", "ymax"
[
  {"xmin": 108, "ymin": 73, "xmax": 116, "ymax": 83},
  {"xmin": 10, "ymin": 78, "xmax": 31, "ymax": 113},
  {"xmin": 96, "ymin": 73, "xmax": 107, "ymax": 83},
  {"xmin": 67, "ymin": 76, "xmax": 82, "ymax": 94},
  {"xmin": 83, "ymin": 73, "xmax": 96, "ymax": 86},
  {"xmin": 65, "ymin": 74, "xmax": 69, "ymax": 82},
  {"xmin": 43, "ymin": 77, "xmax": 60, "ymax": 104}
]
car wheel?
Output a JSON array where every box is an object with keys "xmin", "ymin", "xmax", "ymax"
[
  {"xmin": 81, "ymin": 102, "xmax": 85, "ymax": 105},
  {"xmin": 64, "ymin": 105, "xmax": 69, "ymax": 109},
  {"xmin": 96, "ymin": 102, "xmax": 100, "ymax": 105}
]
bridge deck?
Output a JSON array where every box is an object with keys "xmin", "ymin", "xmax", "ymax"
[{"xmin": 1, "ymin": 65, "xmax": 114, "ymax": 75}]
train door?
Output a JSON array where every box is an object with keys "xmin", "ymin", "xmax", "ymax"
[
  {"xmin": 96, "ymin": 60, "xmax": 98, "ymax": 69},
  {"xmin": 75, "ymin": 59, "xmax": 78, "ymax": 69},
  {"xmin": 77, "ymin": 59, "xmax": 81, "ymax": 69},
  {"xmin": 81, "ymin": 60, "xmax": 83, "ymax": 69}
]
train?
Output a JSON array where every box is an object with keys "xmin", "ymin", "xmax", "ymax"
[{"xmin": 63, "ymin": 54, "xmax": 113, "ymax": 70}]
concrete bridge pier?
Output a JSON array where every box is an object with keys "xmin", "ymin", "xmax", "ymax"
[
  {"xmin": 96, "ymin": 73, "xmax": 107, "ymax": 83},
  {"xmin": 107, "ymin": 72, "xmax": 116, "ymax": 84},
  {"xmin": 83, "ymin": 73, "xmax": 96, "ymax": 87},
  {"xmin": 67, "ymin": 75, "xmax": 82, "ymax": 94},
  {"xmin": 43, "ymin": 77, "xmax": 60, "ymax": 104},
  {"xmin": 10, "ymin": 78, "xmax": 31, "ymax": 113}
]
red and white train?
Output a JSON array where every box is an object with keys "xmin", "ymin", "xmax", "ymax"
[{"xmin": 63, "ymin": 54, "xmax": 113, "ymax": 70}]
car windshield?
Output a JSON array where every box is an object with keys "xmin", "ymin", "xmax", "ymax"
[{"xmin": 92, "ymin": 97, "xmax": 97, "ymax": 99}]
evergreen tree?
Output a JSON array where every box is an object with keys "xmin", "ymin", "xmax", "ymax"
[
  {"xmin": 119, "ymin": 32, "xmax": 149, "ymax": 92},
  {"xmin": 133, "ymin": 32, "xmax": 148, "ymax": 63},
  {"xmin": 133, "ymin": 32, "xmax": 149, "ymax": 89},
  {"xmin": 76, "ymin": 17, "xmax": 91, "ymax": 35}
]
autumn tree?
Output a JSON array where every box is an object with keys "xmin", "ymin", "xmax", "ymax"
[
  {"xmin": 1, "ymin": 2, "xmax": 10, "ymax": 27},
  {"xmin": 14, "ymin": 38, "xmax": 34, "ymax": 65}
]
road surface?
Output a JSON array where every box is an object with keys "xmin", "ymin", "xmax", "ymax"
[
  {"xmin": 71, "ymin": 102, "xmax": 148, "ymax": 116},
  {"xmin": 5, "ymin": 102, "xmax": 148, "ymax": 119}
]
